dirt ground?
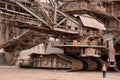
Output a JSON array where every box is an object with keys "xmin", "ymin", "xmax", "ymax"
[{"xmin": 0, "ymin": 66, "xmax": 120, "ymax": 80}]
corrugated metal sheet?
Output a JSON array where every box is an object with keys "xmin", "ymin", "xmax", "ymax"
[{"xmin": 79, "ymin": 15, "xmax": 106, "ymax": 30}]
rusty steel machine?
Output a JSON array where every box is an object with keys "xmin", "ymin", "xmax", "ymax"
[{"xmin": 0, "ymin": 0, "xmax": 120, "ymax": 71}]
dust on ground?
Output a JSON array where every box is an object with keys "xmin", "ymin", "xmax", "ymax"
[{"xmin": 0, "ymin": 66, "xmax": 119, "ymax": 80}]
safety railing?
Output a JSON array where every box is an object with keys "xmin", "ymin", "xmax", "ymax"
[
  {"xmin": 51, "ymin": 40, "xmax": 106, "ymax": 47},
  {"xmin": 0, "ymin": 11, "xmax": 41, "ymax": 25}
]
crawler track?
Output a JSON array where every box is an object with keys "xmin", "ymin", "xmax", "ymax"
[
  {"xmin": 20, "ymin": 53, "xmax": 119, "ymax": 71},
  {"xmin": 19, "ymin": 53, "xmax": 105, "ymax": 71},
  {"xmin": 28, "ymin": 53, "xmax": 84, "ymax": 71},
  {"xmin": 20, "ymin": 53, "xmax": 84, "ymax": 71}
]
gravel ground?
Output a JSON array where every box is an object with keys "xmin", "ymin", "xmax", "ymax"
[{"xmin": 0, "ymin": 66, "xmax": 120, "ymax": 80}]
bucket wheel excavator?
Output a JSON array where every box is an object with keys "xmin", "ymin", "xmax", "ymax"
[{"xmin": 0, "ymin": 0, "xmax": 120, "ymax": 71}]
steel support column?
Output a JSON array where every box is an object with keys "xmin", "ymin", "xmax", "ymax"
[{"xmin": 108, "ymin": 39, "xmax": 116, "ymax": 67}]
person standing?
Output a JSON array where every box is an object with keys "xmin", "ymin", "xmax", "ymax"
[{"xmin": 102, "ymin": 64, "xmax": 107, "ymax": 78}]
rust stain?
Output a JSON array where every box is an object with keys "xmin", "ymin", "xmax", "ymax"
[{"xmin": 79, "ymin": 15, "xmax": 106, "ymax": 30}]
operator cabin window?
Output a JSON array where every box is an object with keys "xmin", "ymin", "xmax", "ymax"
[
  {"xmin": 75, "ymin": 27, "xmax": 78, "ymax": 30},
  {"xmin": 68, "ymin": 26, "xmax": 71, "ymax": 29},
  {"xmin": 86, "ymin": 29, "xmax": 91, "ymax": 35},
  {"xmin": 87, "ymin": 30, "xmax": 89, "ymax": 33}
]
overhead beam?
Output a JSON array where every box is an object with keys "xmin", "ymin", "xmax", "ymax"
[
  {"xmin": 57, "ymin": 10, "xmax": 80, "ymax": 26},
  {"xmin": 12, "ymin": 0, "xmax": 52, "ymax": 29}
]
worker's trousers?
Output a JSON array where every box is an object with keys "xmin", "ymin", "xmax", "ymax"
[{"xmin": 103, "ymin": 71, "xmax": 106, "ymax": 78}]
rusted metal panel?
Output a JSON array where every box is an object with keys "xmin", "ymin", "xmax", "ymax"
[{"xmin": 79, "ymin": 15, "xmax": 106, "ymax": 30}]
